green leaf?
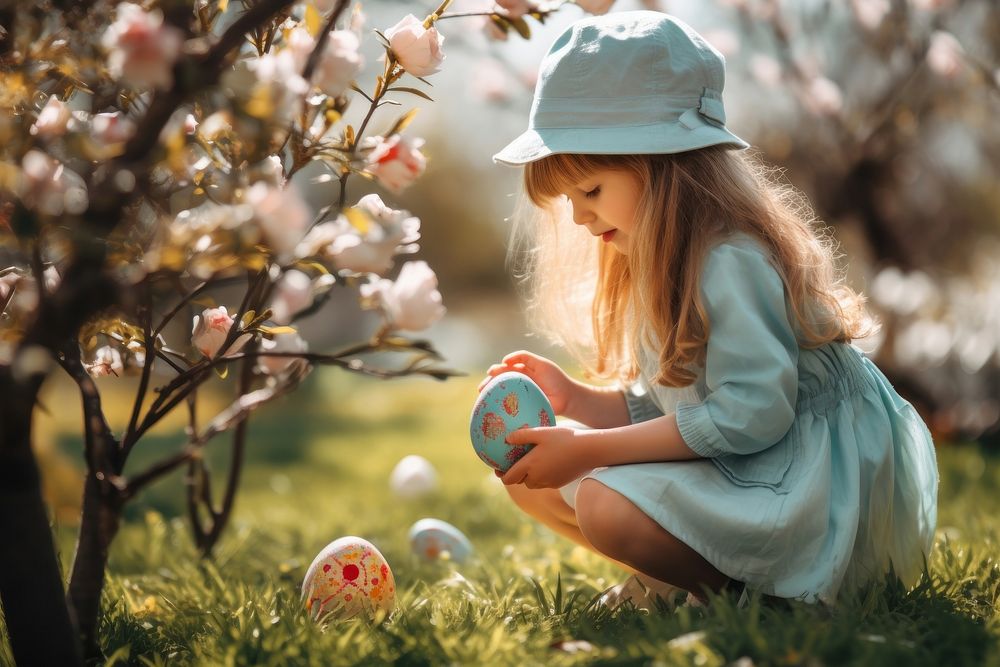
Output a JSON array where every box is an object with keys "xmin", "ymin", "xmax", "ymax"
[
  {"xmin": 390, "ymin": 86, "xmax": 434, "ymax": 102},
  {"xmin": 349, "ymin": 83, "xmax": 375, "ymax": 104}
]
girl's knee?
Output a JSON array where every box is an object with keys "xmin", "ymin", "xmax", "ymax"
[
  {"xmin": 575, "ymin": 480, "xmax": 637, "ymax": 557},
  {"xmin": 505, "ymin": 484, "xmax": 573, "ymax": 522}
]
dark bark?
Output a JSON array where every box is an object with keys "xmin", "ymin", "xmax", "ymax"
[
  {"xmin": 66, "ymin": 474, "xmax": 122, "ymax": 663},
  {"xmin": 0, "ymin": 369, "xmax": 82, "ymax": 667}
]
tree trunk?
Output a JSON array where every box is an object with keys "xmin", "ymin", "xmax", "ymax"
[
  {"xmin": 0, "ymin": 371, "xmax": 82, "ymax": 666},
  {"xmin": 66, "ymin": 473, "xmax": 123, "ymax": 663}
]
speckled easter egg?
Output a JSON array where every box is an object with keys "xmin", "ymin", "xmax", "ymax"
[
  {"xmin": 408, "ymin": 518, "xmax": 474, "ymax": 563},
  {"xmin": 301, "ymin": 536, "xmax": 395, "ymax": 621},
  {"xmin": 469, "ymin": 371, "xmax": 555, "ymax": 473}
]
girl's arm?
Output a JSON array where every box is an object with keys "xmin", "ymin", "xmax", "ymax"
[
  {"xmin": 579, "ymin": 414, "xmax": 703, "ymax": 465},
  {"xmin": 564, "ymin": 383, "xmax": 632, "ymax": 429},
  {"xmin": 501, "ymin": 415, "xmax": 702, "ymax": 488}
]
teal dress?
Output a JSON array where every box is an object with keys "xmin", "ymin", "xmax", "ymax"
[{"xmin": 566, "ymin": 235, "xmax": 939, "ymax": 603}]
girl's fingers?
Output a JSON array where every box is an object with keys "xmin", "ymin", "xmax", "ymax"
[{"xmin": 502, "ymin": 350, "xmax": 541, "ymax": 368}]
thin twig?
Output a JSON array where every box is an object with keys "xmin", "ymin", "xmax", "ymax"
[
  {"xmin": 124, "ymin": 285, "xmax": 154, "ymax": 446},
  {"xmin": 152, "ymin": 280, "xmax": 210, "ymax": 340},
  {"xmin": 301, "ymin": 0, "xmax": 353, "ymax": 82}
]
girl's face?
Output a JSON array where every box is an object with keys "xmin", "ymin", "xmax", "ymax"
[{"xmin": 561, "ymin": 168, "xmax": 642, "ymax": 253}]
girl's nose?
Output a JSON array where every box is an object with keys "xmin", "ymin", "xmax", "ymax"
[{"xmin": 569, "ymin": 201, "xmax": 592, "ymax": 226}]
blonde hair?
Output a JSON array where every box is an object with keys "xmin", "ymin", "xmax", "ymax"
[{"xmin": 508, "ymin": 148, "xmax": 875, "ymax": 387}]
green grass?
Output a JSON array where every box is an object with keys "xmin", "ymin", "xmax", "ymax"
[{"xmin": 4, "ymin": 370, "xmax": 1000, "ymax": 665}]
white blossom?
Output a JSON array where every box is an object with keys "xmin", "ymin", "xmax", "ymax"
[{"xmin": 360, "ymin": 261, "xmax": 445, "ymax": 331}]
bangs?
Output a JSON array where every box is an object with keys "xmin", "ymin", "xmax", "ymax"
[{"xmin": 523, "ymin": 153, "xmax": 625, "ymax": 208}]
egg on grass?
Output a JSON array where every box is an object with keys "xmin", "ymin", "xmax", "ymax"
[
  {"xmin": 301, "ymin": 536, "xmax": 395, "ymax": 621},
  {"xmin": 389, "ymin": 454, "xmax": 439, "ymax": 499},
  {"xmin": 408, "ymin": 518, "xmax": 474, "ymax": 564}
]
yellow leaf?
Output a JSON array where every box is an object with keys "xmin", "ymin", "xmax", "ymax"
[
  {"xmin": 305, "ymin": 3, "xmax": 322, "ymax": 37},
  {"xmin": 218, "ymin": 0, "xmax": 228, "ymax": 11},
  {"xmin": 259, "ymin": 325, "xmax": 298, "ymax": 335},
  {"xmin": 343, "ymin": 207, "xmax": 370, "ymax": 235},
  {"xmin": 245, "ymin": 86, "xmax": 274, "ymax": 119},
  {"xmin": 241, "ymin": 310, "xmax": 257, "ymax": 327},
  {"xmin": 295, "ymin": 260, "xmax": 331, "ymax": 274},
  {"xmin": 386, "ymin": 108, "xmax": 419, "ymax": 137}
]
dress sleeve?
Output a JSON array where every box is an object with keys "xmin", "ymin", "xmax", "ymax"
[
  {"xmin": 674, "ymin": 241, "xmax": 799, "ymax": 457},
  {"xmin": 622, "ymin": 384, "xmax": 664, "ymax": 424}
]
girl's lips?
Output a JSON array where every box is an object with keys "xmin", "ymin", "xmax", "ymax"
[{"xmin": 601, "ymin": 229, "xmax": 617, "ymax": 243}]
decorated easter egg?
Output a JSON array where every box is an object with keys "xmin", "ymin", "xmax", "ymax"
[
  {"xmin": 408, "ymin": 518, "xmax": 474, "ymax": 563},
  {"xmin": 301, "ymin": 536, "xmax": 396, "ymax": 621},
  {"xmin": 389, "ymin": 454, "xmax": 438, "ymax": 498},
  {"xmin": 469, "ymin": 371, "xmax": 555, "ymax": 473}
]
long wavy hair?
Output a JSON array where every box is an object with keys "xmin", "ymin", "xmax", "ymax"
[{"xmin": 507, "ymin": 147, "xmax": 875, "ymax": 387}]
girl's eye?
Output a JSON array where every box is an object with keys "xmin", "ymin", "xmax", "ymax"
[{"xmin": 584, "ymin": 186, "xmax": 601, "ymax": 199}]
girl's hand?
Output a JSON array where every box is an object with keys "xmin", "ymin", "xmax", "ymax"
[
  {"xmin": 476, "ymin": 350, "xmax": 577, "ymax": 416},
  {"xmin": 499, "ymin": 426, "xmax": 593, "ymax": 489}
]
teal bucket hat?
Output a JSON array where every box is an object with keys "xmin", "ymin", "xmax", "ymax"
[{"xmin": 493, "ymin": 10, "xmax": 749, "ymax": 166}]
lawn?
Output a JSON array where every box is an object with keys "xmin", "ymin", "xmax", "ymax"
[{"xmin": 3, "ymin": 369, "xmax": 1000, "ymax": 666}]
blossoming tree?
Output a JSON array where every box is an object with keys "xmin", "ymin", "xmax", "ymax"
[{"xmin": 0, "ymin": 0, "xmax": 609, "ymax": 663}]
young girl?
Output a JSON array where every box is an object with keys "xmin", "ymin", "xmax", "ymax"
[{"xmin": 480, "ymin": 10, "xmax": 938, "ymax": 606}]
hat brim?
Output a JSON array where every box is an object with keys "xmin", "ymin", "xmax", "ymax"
[{"xmin": 492, "ymin": 122, "xmax": 750, "ymax": 166}]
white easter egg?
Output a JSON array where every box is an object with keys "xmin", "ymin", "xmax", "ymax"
[
  {"xmin": 301, "ymin": 536, "xmax": 396, "ymax": 621},
  {"xmin": 408, "ymin": 518, "xmax": 474, "ymax": 563},
  {"xmin": 389, "ymin": 454, "xmax": 438, "ymax": 498}
]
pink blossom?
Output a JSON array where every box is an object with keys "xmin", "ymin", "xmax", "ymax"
[
  {"xmin": 850, "ymin": 0, "xmax": 890, "ymax": 30},
  {"xmin": 30, "ymin": 96, "xmax": 71, "ymax": 138},
  {"xmin": 0, "ymin": 272, "xmax": 19, "ymax": 304},
  {"xmin": 310, "ymin": 0, "xmax": 339, "ymax": 12},
  {"xmin": 286, "ymin": 26, "xmax": 316, "ymax": 72},
  {"xmin": 257, "ymin": 332, "xmax": 309, "ymax": 376},
  {"xmin": 495, "ymin": 0, "xmax": 534, "ymax": 19},
  {"xmin": 86, "ymin": 346, "xmax": 124, "ymax": 378},
  {"xmin": 313, "ymin": 30, "xmax": 365, "ymax": 97},
  {"xmin": 102, "ymin": 3, "xmax": 183, "ymax": 90},
  {"xmin": 360, "ymin": 261, "xmax": 445, "ymax": 331},
  {"xmin": 92, "ymin": 112, "xmax": 136, "ymax": 145},
  {"xmin": 365, "ymin": 134, "xmax": 426, "ymax": 194},
  {"xmin": 472, "ymin": 59, "xmax": 513, "ymax": 103},
  {"xmin": 192, "ymin": 306, "xmax": 251, "ymax": 358},
  {"xmin": 574, "ymin": 0, "xmax": 615, "ymax": 15},
  {"xmin": 803, "ymin": 76, "xmax": 843, "ymax": 116},
  {"xmin": 269, "ymin": 270, "xmax": 314, "ymax": 325},
  {"xmin": 750, "ymin": 54, "xmax": 782, "ymax": 88},
  {"xmin": 927, "ymin": 31, "xmax": 963, "ymax": 78},
  {"xmin": 295, "ymin": 196, "xmax": 420, "ymax": 276},
  {"xmin": 702, "ymin": 29, "xmax": 740, "ymax": 58},
  {"xmin": 384, "ymin": 14, "xmax": 445, "ymax": 78},
  {"xmin": 20, "ymin": 150, "xmax": 89, "ymax": 216},
  {"xmin": 246, "ymin": 181, "xmax": 311, "ymax": 260}
]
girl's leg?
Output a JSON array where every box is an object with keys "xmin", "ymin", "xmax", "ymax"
[
  {"xmin": 573, "ymin": 479, "xmax": 730, "ymax": 600},
  {"xmin": 504, "ymin": 484, "xmax": 681, "ymax": 596}
]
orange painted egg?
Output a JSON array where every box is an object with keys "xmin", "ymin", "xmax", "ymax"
[
  {"xmin": 301, "ymin": 536, "xmax": 396, "ymax": 621},
  {"xmin": 469, "ymin": 372, "xmax": 555, "ymax": 472}
]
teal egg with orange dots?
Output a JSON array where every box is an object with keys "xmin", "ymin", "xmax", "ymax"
[
  {"xmin": 470, "ymin": 371, "xmax": 555, "ymax": 473},
  {"xmin": 408, "ymin": 518, "xmax": 474, "ymax": 563}
]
